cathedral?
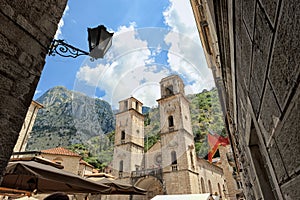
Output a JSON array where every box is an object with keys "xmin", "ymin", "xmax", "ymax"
[{"xmin": 111, "ymin": 75, "xmax": 226, "ymax": 199}]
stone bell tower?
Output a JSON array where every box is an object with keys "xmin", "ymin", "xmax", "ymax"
[
  {"xmin": 112, "ymin": 97, "xmax": 145, "ymax": 180},
  {"xmin": 157, "ymin": 75, "xmax": 199, "ymax": 194}
]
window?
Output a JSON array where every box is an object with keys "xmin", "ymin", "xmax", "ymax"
[
  {"xmin": 119, "ymin": 160, "xmax": 123, "ymax": 171},
  {"xmin": 218, "ymin": 183, "xmax": 222, "ymax": 197},
  {"xmin": 121, "ymin": 130, "xmax": 125, "ymax": 143},
  {"xmin": 124, "ymin": 100, "xmax": 128, "ymax": 110},
  {"xmin": 171, "ymin": 151, "xmax": 177, "ymax": 165},
  {"xmin": 135, "ymin": 101, "xmax": 138, "ymax": 110},
  {"xmin": 168, "ymin": 116, "xmax": 174, "ymax": 127},
  {"xmin": 208, "ymin": 180, "xmax": 212, "ymax": 194},
  {"xmin": 166, "ymin": 85, "xmax": 174, "ymax": 96},
  {"xmin": 119, "ymin": 160, "xmax": 123, "ymax": 177},
  {"xmin": 190, "ymin": 151, "xmax": 194, "ymax": 169},
  {"xmin": 201, "ymin": 177, "xmax": 206, "ymax": 193}
]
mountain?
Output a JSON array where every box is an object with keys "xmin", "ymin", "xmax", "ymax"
[
  {"xmin": 26, "ymin": 86, "xmax": 115, "ymax": 151},
  {"xmin": 26, "ymin": 86, "xmax": 224, "ymax": 167}
]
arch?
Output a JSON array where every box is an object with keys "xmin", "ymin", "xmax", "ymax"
[
  {"xmin": 208, "ymin": 180, "xmax": 212, "ymax": 194},
  {"xmin": 134, "ymin": 176, "xmax": 163, "ymax": 200},
  {"xmin": 168, "ymin": 115, "xmax": 174, "ymax": 127},
  {"xmin": 200, "ymin": 177, "xmax": 206, "ymax": 193}
]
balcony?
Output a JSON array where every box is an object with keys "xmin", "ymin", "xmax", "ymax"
[
  {"xmin": 171, "ymin": 164, "xmax": 178, "ymax": 171},
  {"xmin": 131, "ymin": 167, "xmax": 163, "ymax": 183}
]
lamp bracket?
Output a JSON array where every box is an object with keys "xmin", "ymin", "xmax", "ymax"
[{"xmin": 48, "ymin": 39, "xmax": 89, "ymax": 59}]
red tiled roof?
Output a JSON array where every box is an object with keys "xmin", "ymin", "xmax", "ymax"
[{"xmin": 41, "ymin": 147, "xmax": 81, "ymax": 157}]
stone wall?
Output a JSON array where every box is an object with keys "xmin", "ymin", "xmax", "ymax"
[
  {"xmin": 0, "ymin": 0, "xmax": 67, "ymax": 179},
  {"xmin": 190, "ymin": 0, "xmax": 300, "ymax": 199},
  {"xmin": 41, "ymin": 153, "xmax": 81, "ymax": 175},
  {"xmin": 197, "ymin": 158, "xmax": 225, "ymax": 196}
]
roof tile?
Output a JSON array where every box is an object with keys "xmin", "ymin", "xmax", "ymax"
[{"xmin": 41, "ymin": 147, "xmax": 81, "ymax": 157}]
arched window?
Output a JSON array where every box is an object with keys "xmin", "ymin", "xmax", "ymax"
[
  {"xmin": 168, "ymin": 116, "xmax": 174, "ymax": 127},
  {"xmin": 121, "ymin": 130, "xmax": 125, "ymax": 140},
  {"xmin": 190, "ymin": 151, "xmax": 194, "ymax": 169},
  {"xmin": 201, "ymin": 177, "xmax": 206, "ymax": 193},
  {"xmin": 208, "ymin": 180, "xmax": 212, "ymax": 194},
  {"xmin": 124, "ymin": 100, "xmax": 128, "ymax": 110},
  {"xmin": 218, "ymin": 183, "xmax": 222, "ymax": 197},
  {"xmin": 119, "ymin": 160, "xmax": 123, "ymax": 172},
  {"xmin": 171, "ymin": 151, "xmax": 177, "ymax": 165},
  {"xmin": 119, "ymin": 160, "xmax": 123, "ymax": 178},
  {"xmin": 166, "ymin": 85, "xmax": 174, "ymax": 96}
]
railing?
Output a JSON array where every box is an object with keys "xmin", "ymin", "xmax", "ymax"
[
  {"xmin": 171, "ymin": 164, "xmax": 178, "ymax": 171},
  {"xmin": 131, "ymin": 167, "xmax": 163, "ymax": 182}
]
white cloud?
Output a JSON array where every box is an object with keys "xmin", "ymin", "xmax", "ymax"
[
  {"xmin": 75, "ymin": 23, "xmax": 169, "ymax": 108},
  {"xmin": 54, "ymin": 5, "xmax": 69, "ymax": 39},
  {"xmin": 75, "ymin": 0, "xmax": 215, "ymax": 109},
  {"xmin": 163, "ymin": 0, "xmax": 214, "ymax": 93},
  {"xmin": 34, "ymin": 90, "xmax": 42, "ymax": 95}
]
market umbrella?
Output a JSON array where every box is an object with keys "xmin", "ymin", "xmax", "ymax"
[
  {"xmin": 1, "ymin": 160, "xmax": 112, "ymax": 194},
  {"xmin": 94, "ymin": 178, "xmax": 146, "ymax": 195}
]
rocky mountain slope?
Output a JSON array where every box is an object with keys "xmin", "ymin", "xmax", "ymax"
[{"xmin": 26, "ymin": 86, "xmax": 115, "ymax": 151}]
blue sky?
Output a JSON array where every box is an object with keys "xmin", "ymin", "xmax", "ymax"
[{"xmin": 35, "ymin": 0, "xmax": 214, "ymax": 109}]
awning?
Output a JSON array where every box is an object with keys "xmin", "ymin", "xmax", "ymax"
[
  {"xmin": 1, "ymin": 160, "xmax": 111, "ymax": 195},
  {"xmin": 92, "ymin": 178, "xmax": 146, "ymax": 195}
]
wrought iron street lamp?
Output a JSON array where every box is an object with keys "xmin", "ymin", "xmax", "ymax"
[{"xmin": 48, "ymin": 25, "xmax": 113, "ymax": 59}]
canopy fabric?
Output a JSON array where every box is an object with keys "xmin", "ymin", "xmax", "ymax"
[
  {"xmin": 94, "ymin": 178, "xmax": 146, "ymax": 195},
  {"xmin": 151, "ymin": 193, "xmax": 218, "ymax": 200},
  {"xmin": 1, "ymin": 161, "xmax": 111, "ymax": 194}
]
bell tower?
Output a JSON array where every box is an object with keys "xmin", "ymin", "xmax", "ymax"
[
  {"xmin": 157, "ymin": 75, "xmax": 199, "ymax": 194},
  {"xmin": 112, "ymin": 97, "xmax": 144, "ymax": 180}
]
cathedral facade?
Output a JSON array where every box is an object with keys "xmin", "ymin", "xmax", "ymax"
[{"xmin": 112, "ymin": 75, "xmax": 226, "ymax": 199}]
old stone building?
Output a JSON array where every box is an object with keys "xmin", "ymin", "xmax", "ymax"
[
  {"xmin": 190, "ymin": 0, "xmax": 300, "ymax": 199},
  {"xmin": 112, "ymin": 75, "xmax": 226, "ymax": 200},
  {"xmin": 0, "ymin": 0, "xmax": 67, "ymax": 179}
]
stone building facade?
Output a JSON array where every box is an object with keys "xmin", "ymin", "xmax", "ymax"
[
  {"xmin": 190, "ymin": 0, "xmax": 300, "ymax": 199},
  {"xmin": 0, "ymin": 0, "xmax": 67, "ymax": 179},
  {"xmin": 41, "ymin": 147, "xmax": 82, "ymax": 175},
  {"xmin": 112, "ymin": 75, "xmax": 226, "ymax": 200},
  {"xmin": 13, "ymin": 100, "xmax": 43, "ymax": 153}
]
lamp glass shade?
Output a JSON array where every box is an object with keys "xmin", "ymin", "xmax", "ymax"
[{"xmin": 88, "ymin": 25, "xmax": 114, "ymax": 59}]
